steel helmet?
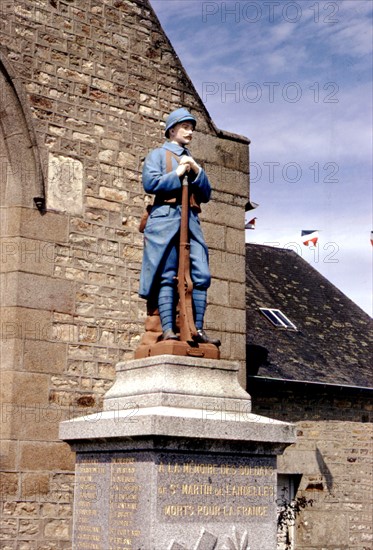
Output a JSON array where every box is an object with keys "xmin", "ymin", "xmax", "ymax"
[{"xmin": 164, "ymin": 108, "xmax": 197, "ymax": 137}]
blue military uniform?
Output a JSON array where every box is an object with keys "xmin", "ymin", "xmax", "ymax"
[
  {"xmin": 138, "ymin": 107, "xmax": 220, "ymax": 345},
  {"xmin": 139, "ymin": 140, "xmax": 211, "ymax": 299}
]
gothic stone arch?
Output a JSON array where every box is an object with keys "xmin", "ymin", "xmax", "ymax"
[
  {"xmin": 0, "ymin": 55, "xmax": 45, "ymax": 209},
  {"xmin": 0, "ymin": 55, "xmax": 73, "ymax": 509}
]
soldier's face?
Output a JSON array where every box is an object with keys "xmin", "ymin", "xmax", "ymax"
[{"xmin": 170, "ymin": 122, "xmax": 194, "ymax": 145}]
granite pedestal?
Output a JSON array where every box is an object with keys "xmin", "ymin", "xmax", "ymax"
[{"xmin": 60, "ymin": 356, "xmax": 296, "ymax": 550}]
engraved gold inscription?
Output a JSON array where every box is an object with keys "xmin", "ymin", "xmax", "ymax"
[
  {"xmin": 75, "ymin": 456, "xmax": 143, "ymax": 550},
  {"xmin": 75, "ymin": 462, "xmax": 105, "ymax": 549},
  {"xmin": 180, "ymin": 483, "xmax": 274, "ymax": 497},
  {"xmin": 109, "ymin": 458, "xmax": 141, "ymax": 549},
  {"xmin": 159, "ymin": 460, "xmax": 273, "ymax": 477},
  {"xmin": 158, "ymin": 458, "xmax": 275, "ymax": 523},
  {"xmin": 163, "ymin": 504, "xmax": 269, "ymax": 517}
]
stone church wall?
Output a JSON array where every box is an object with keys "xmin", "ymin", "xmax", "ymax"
[{"xmin": 0, "ymin": 0, "xmax": 249, "ymax": 546}]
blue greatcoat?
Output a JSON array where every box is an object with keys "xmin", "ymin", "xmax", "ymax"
[{"xmin": 139, "ymin": 141, "xmax": 211, "ymax": 299}]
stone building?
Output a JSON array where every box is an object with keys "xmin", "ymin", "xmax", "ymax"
[
  {"xmin": 0, "ymin": 0, "xmax": 249, "ymax": 547},
  {"xmin": 246, "ymin": 244, "xmax": 373, "ymax": 549}
]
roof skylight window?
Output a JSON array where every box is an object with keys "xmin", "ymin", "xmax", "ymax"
[{"xmin": 259, "ymin": 308, "xmax": 297, "ymax": 330}]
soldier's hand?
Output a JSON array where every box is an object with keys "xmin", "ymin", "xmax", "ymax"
[
  {"xmin": 176, "ymin": 163, "xmax": 190, "ymax": 177},
  {"xmin": 180, "ymin": 156, "xmax": 199, "ymax": 174}
]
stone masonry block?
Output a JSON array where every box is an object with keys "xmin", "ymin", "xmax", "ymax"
[
  {"xmin": 1, "ymin": 408, "xmax": 15, "ymax": 441},
  {"xmin": 0, "ymin": 237, "xmax": 55, "ymax": 276},
  {"xmin": 0, "ymin": 338, "xmax": 24, "ymax": 371},
  {"xmin": 298, "ymin": 510, "xmax": 349, "ymax": 546},
  {"xmin": 20, "ymin": 442, "xmax": 75, "ymax": 472},
  {"xmin": 16, "ymin": 413, "xmax": 60, "ymax": 443},
  {"xmin": 207, "ymin": 278, "xmax": 229, "ymax": 306},
  {"xmin": 209, "ymin": 250, "xmax": 245, "ymax": 283},
  {"xmin": 204, "ymin": 163, "xmax": 249, "ymax": 197},
  {"xmin": 0, "ymin": 207, "xmax": 69, "ymax": 243},
  {"xmin": 229, "ymin": 281, "xmax": 245, "ymax": 309},
  {"xmin": 0, "ymin": 272, "xmax": 75, "ymax": 313},
  {"xmin": 201, "ymin": 221, "xmax": 225, "ymax": 251},
  {"xmin": 9, "ymin": 407, "xmax": 50, "ymax": 450},
  {"xmin": 2, "ymin": 371, "xmax": 50, "ymax": 407},
  {"xmin": 220, "ymin": 167, "xmax": 249, "ymax": 197},
  {"xmin": 0, "ymin": 440, "xmax": 17, "ymax": 471},
  {"xmin": 23, "ymin": 340, "xmax": 67, "ymax": 375},
  {"xmin": 205, "ymin": 304, "xmax": 245, "ymax": 334},
  {"xmin": 21, "ymin": 473, "xmax": 50, "ymax": 499},
  {"xmin": 191, "ymin": 132, "xmax": 219, "ymax": 164},
  {"xmin": 193, "ymin": 131, "xmax": 249, "ymax": 174},
  {"xmin": 0, "ymin": 307, "xmax": 53, "ymax": 341},
  {"xmin": 3, "ymin": 500, "xmax": 40, "ymax": 518},
  {"xmin": 18, "ymin": 518, "xmax": 41, "ymax": 537},
  {"xmin": 216, "ymin": 138, "xmax": 249, "ymax": 172},
  {"xmin": 86, "ymin": 196, "xmax": 121, "ymax": 212},
  {"xmin": 0, "ymin": 472, "xmax": 19, "ymax": 498},
  {"xmin": 226, "ymin": 227, "xmax": 245, "ymax": 256},
  {"xmin": 43, "ymin": 519, "xmax": 70, "ymax": 540},
  {"xmin": 204, "ymin": 200, "xmax": 244, "ymax": 230},
  {"xmin": 219, "ymin": 332, "xmax": 246, "ymax": 361}
]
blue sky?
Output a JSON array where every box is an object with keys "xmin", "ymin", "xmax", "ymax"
[{"xmin": 150, "ymin": 0, "xmax": 372, "ymax": 316}]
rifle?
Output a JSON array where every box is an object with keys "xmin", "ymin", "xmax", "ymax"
[{"xmin": 177, "ymin": 176, "xmax": 198, "ymax": 343}]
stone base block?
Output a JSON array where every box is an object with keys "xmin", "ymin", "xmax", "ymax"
[
  {"xmin": 134, "ymin": 339, "xmax": 220, "ymax": 360},
  {"xmin": 71, "ymin": 443, "xmax": 280, "ymax": 550},
  {"xmin": 59, "ymin": 355, "xmax": 296, "ymax": 550}
]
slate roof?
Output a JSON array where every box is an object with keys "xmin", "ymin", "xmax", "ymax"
[{"xmin": 246, "ymin": 244, "xmax": 373, "ymax": 388}]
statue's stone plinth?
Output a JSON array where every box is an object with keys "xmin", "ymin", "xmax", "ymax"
[{"xmin": 60, "ymin": 356, "xmax": 296, "ymax": 550}]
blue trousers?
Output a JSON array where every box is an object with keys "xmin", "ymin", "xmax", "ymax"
[
  {"xmin": 157, "ymin": 235, "xmax": 211, "ymax": 332},
  {"xmin": 158, "ymin": 235, "xmax": 211, "ymax": 289}
]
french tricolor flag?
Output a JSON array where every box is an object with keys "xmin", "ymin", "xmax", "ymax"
[
  {"xmin": 245, "ymin": 217, "xmax": 257, "ymax": 230},
  {"xmin": 301, "ymin": 230, "xmax": 319, "ymax": 246}
]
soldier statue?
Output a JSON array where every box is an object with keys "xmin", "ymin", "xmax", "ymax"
[{"xmin": 139, "ymin": 107, "xmax": 220, "ymax": 347}]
